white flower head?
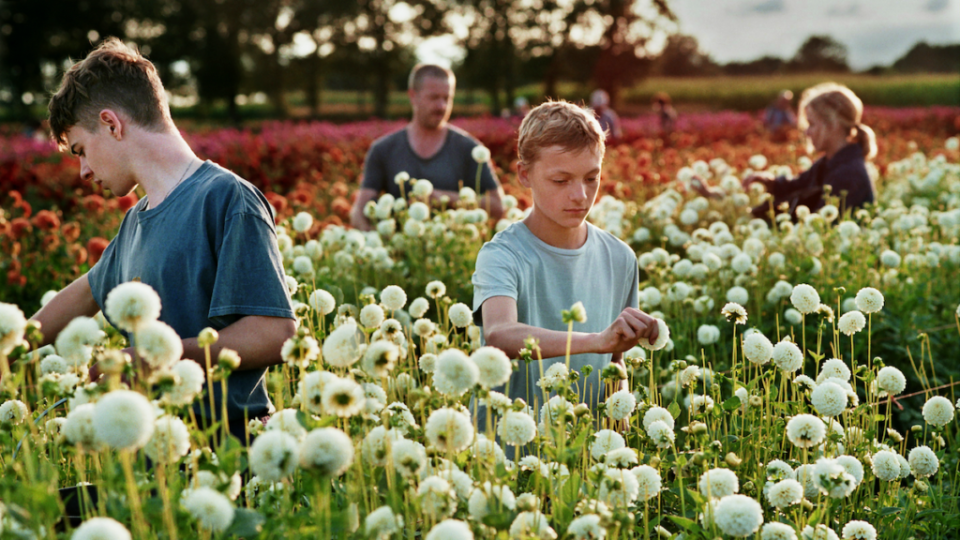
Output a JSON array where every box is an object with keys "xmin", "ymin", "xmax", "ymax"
[
  {"xmin": 471, "ymin": 145, "xmax": 491, "ymax": 163},
  {"xmin": 144, "ymin": 414, "xmax": 191, "ymax": 463},
  {"xmin": 321, "ymin": 376, "xmax": 365, "ymax": 418},
  {"xmin": 249, "ymin": 430, "xmax": 300, "ymax": 482},
  {"xmin": 448, "ymin": 303, "xmax": 473, "ymax": 328},
  {"xmin": 469, "ymin": 482, "xmax": 517, "ymax": 522},
  {"xmin": 380, "ymin": 285, "xmax": 407, "ymax": 311},
  {"xmin": 309, "ymin": 289, "xmax": 336, "ymax": 315},
  {"xmin": 104, "ymin": 281, "xmax": 161, "ymax": 332},
  {"xmin": 135, "ymin": 320, "xmax": 183, "ymax": 370},
  {"xmin": 322, "ymin": 322, "xmax": 362, "ymax": 368},
  {"xmin": 365, "ymin": 506, "xmax": 404, "ymax": 538},
  {"xmin": 64, "ymin": 403, "xmax": 102, "ymax": 450},
  {"xmin": 638, "ymin": 318, "xmax": 670, "ymax": 350},
  {"xmin": 0, "ymin": 399, "xmax": 28, "ymax": 424},
  {"xmin": 838, "ymin": 310, "xmax": 866, "ymax": 336},
  {"xmin": 498, "ymin": 410, "xmax": 537, "ymax": 446},
  {"xmin": 772, "ymin": 339, "xmax": 803, "ymax": 372},
  {"xmin": 921, "ymin": 395, "xmax": 955, "ymax": 426},
  {"xmin": 299, "ymin": 427, "xmax": 354, "ymax": 476},
  {"xmin": 786, "ymin": 414, "xmax": 826, "ymax": 449},
  {"xmin": 714, "ymin": 494, "xmax": 764, "ymax": 537},
  {"xmin": 567, "ymin": 514, "xmax": 605, "ymax": 540},
  {"xmin": 434, "ymin": 349, "xmax": 479, "ymax": 396},
  {"xmin": 790, "ymin": 284, "xmax": 821, "ymax": 314},
  {"xmin": 427, "ymin": 519, "xmax": 473, "ymax": 540},
  {"xmin": 699, "ymin": 468, "xmax": 739, "ymax": 499},
  {"xmin": 855, "ymin": 287, "xmax": 884, "ymax": 314},
  {"xmin": 470, "ymin": 346, "xmax": 511, "ymax": 388},
  {"xmin": 93, "ymin": 390, "xmax": 155, "ymax": 451},
  {"xmin": 292, "ymin": 211, "xmax": 313, "ymax": 233},
  {"xmin": 55, "ymin": 316, "xmax": 105, "ymax": 367},
  {"xmin": 510, "ymin": 511, "xmax": 556, "ymax": 539},
  {"xmin": 811, "ymin": 381, "xmax": 848, "ymax": 417},
  {"xmin": 362, "ymin": 340, "xmax": 400, "ymax": 378},
  {"xmin": 182, "ymin": 486, "xmax": 235, "ymax": 533},
  {"xmin": 266, "ymin": 409, "xmax": 308, "ymax": 440},
  {"xmin": 876, "ymin": 366, "xmax": 906, "ymax": 395},
  {"xmin": 605, "ymin": 389, "xmax": 637, "ymax": 421},
  {"xmin": 425, "ymin": 407, "xmax": 474, "ymax": 452},
  {"xmin": 870, "ymin": 450, "xmax": 901, "ymax": 481},
  {"xmin": 761, "ymin": 522, "xmax": 799, "ymax": 540},
  {"xmin": 632, "ymin": 465, "xmax": 662, "ymax": 501},
  {"xmin": 426, "ymin": 280, "xmax": 447, "ymax": 299},
  {"xmin": 646, "ymin": 420, "xmax": 675, "ymax": 449},
  {"xmin": 359, "ymin": 304, "xmax": 385, "ymax": 329},
  {"xmin": 418, "ymin": 476, "xmax": 458, "ymax": 520},
  {"xmin": 390, "ymin": 438, "xmax": 427, "ymax": 478},
  {"xmin": 409, "ymin": 297, "xmax": 430, "ymax": 318},
  {"xmin": 590, "ymin": 429, "xmax": 625, "ymax": 460},
  {"xmin": 642, "ymin": 406, "xmax": 675, "ymax": 430},
  {"xmin": 743, "ymin": 332, "xmax": 773, "ymax": 364},
  {"xmin": 841, "ymin": 520, "xmax": 876, "ymax": 540},
  {"xmin": 599, "ymin": 468, "xmax": 640, "ymax": 507},
  {"xmin": 765, "ymin": 479, "xmax": 803, "ymax": 509},
  {"xmin": 71, "ymin": 517, "xmax": 132, "ymax": 540}
]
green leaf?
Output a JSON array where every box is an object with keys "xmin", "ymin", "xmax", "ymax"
[
  {"xmin": 667, "ymin": 515, "xmax": 700, "ymax": 532},
  {"xmin": 722, "ymin": 396, "xmax": 742, "ymax": 410},
  {"xmin": 226, "ymin": 508, "xmax": 265, "ymax": 537},
  {"xmin": 668, "ymin": 401, "xmax": 681, "ymax": 419},
  {"xmin": 880, "ymin": 507, "xmax": 902, "ymax": 516}
]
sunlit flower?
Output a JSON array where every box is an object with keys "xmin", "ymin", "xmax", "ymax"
[
  {"xmin": 921, "ymin": 395, "xmax": 954, "ymax": 426},
  {"xmin": 104, "ymin": 281, "xmax": 161, "ymax": 332},
  {"xmin": 299, "ymin": 428, "xmax": 353, "ymax": 477},
  {"xmin": 855, "ymin": 287, "xmax": 884, "ymax": 314},
  {"xmin": 93, "ymin": 390, "xmax": 155, "ymax": 451},
  {"xmin": 715, "ymin": 494, "xmax": 764, "ymax": 537}
]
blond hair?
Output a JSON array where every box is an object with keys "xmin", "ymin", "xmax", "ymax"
[
  {"xmin": 798, "ymin": 82, "xmax": 876, "ymax": 160},
  {"xmin": 517, "ymin": 100, "xmax": 605, "ymax": 166},
  {"xmin": 48, "ymin": 38, "xmax": 171, "ymax": 149}
]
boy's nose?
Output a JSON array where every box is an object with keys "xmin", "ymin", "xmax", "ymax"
[
  {"xmin": 80, "ymin": 162, "xmax": 94, "ymax": 182},
  {"xmin": 570, "ymin": 182, "xmax": 588, "ymax": 202}
]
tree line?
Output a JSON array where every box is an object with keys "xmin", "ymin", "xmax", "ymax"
[{"xmin": 1, "ymin": 0, "xmax": 956, "ymax": 122}]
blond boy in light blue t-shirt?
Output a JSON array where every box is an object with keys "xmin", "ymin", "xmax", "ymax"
[{"xmin": 472, "ymin": 101, "xmax": 660, "ymax": 410}]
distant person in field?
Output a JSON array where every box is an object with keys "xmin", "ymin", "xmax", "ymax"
[
  {"xmin": 653, "ymin": 92, "xmax": 677, "ymax": 136},
  {"xmin": 590, "ymin": 89, "xmax": 623, "ymax": 140},
  {"xmin": 472, "ymin": 100, "xmax": 659, "ymax": 417},
  {"xmin": 693, "ymin": 82, "xmax": 876, "ymax": 217},
  {"xmin": 763, "ymin": 90, "xmax": 797, "ymax": 136},
  {"xmin": 350, "ymin": 64, "xmax": 504, "ymax": 230},
  {"xmin": 513, "ymin": 96, "xmax": 531, "ymax": 118},
  {"xmin": 33, "ymin": 38, "xmax": 296, "ymax": 441}
]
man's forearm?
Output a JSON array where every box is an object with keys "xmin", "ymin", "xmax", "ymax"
[
  {"xmin": 30, "ymin": 274, "xmax": 101, "ymax": 346},
  {"xmin": 485, "ymin": 322, "xmax": 600, "ymax": 360},
  {"xmin": 179, "ymin": 316, "xmax": 296, "ymax": 372}
]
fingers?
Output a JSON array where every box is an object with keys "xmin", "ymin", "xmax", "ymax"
[{"xmin": 620, "ymin": 308, "xmax": 659, "ymax": 342}]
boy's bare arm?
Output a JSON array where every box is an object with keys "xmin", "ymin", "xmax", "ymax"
[
  {"xmin": 179, "ymin": 315, "xmax": 296, "ymax": 372},
  {"xmin": 482, "ymin": 296, "xmax": 658, "ymax": 359},
  {"xmin": 30, "ymin": 274, "xmax": 101, "ymax": 346},
  {"xmin": 350, "ymin": 188, "xmax": 379, "ymax": 230}
]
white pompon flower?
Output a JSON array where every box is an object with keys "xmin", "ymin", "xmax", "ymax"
[
  {"xmin": 870, "ymin": 450, "xmax": 901, "ymax": 481},
  {"xmin": 448, "ymin": 303, "xmax": 473, "ymax": 328},
  {"xmin": 426, "ymin": 280, "xmax": 447, "ymax": 299},
  {"xmin": 876, "ymin": 367, "xmax": 906, "ymax": 395},
  {"xmin": 646, "ymin": 420, "xmax": 675, "ymax": 449},
  {"xmin": 359, "ymin": 304, "xmax": 385, "ymax": 329},
  {"xmin": 632, "ymin": 465, "xmax": 662, "ymax": 501},
  {"xmin": 0, "ymin": 399, "xmax": 28, "ymax": 424},
  {"xmin": 817, "ymin": 358, "xmax": 851, "ymax": 383},
  {"xmin": 365, "ymin": 506, "xmax": 404, "ymax": 538},
  {"xmin": 642, "ymin": 406, "xmax": 675, "ymax": 430},
  {"xmin": 143, "ymin": 415, "xmax": 191, "ymax": 463},
  {"xmin": 409, "ymin": 297, "xmax": 430, "ymax": 318},
  {"xmin": 469, "ymin": 482, "xmax": 517, "ymax": 522},
  {"xmin": 801, "ymin": 524, "xmax": 840, "ymax": 540},
  {"xmin": 699, "ymin": 468, "xmax": 739, "ymax": 499},
  {"xmin": 590, "ymin": 429, "xmax": 625, "ymax": 460},
  {"xmin": 390, "ymin": 438, "xmax": 426, "ymax": 478},
  {"xmin": 772, "ymin": 339, "xmax": 803, "ymax": 372},
  {"xmin": 471, "ymin": 145, "xmax": 491, "ymax": 163},
  {"xmin": 855, "ymin": 287, "xmax": 884, "ymax": 314},
  {"xmin": 811, "ymin": 381, "xmax": 848, "ymax": 417},
  {"xmin": 841, "ymin": 520, "xmax": 876, "ymax": 540},
  {"xmin": 434, "ymin": 349, "xmax": 479, "ymax": 396},
  {"xmin": 299, "ymin": 428, "xmax": 354, "ymax": 476},
  {"xmin": 93, "ymin": 390, "xmax": 155, "ymax": 451},
  {"xmin": 104, "ymin": 281, "xmax": 161, "ymax": 332},
  {"xmin": 322, "ymin": 322, "xmax": 362, "ymax": 368},
  {"xmin": 182, "ymin": 486, "xmax": 235, "ymax": 533},
  {"xmin": 600, "ymin": 468, "xmax": 640, "ymax": 507},
  {"xmin": 637, "ymin": 318, "xmax": 670, "ymax": 350},
  {"xmin": 786, "ymin": 414, "xmax": 826, "ymax": 449},
  {"xmin": 64, "ymin": 403, "xmax": 102, "ymax": 450},
  {"xmin": 498, "ymin": 410, "xmax": 537, "ymax": 446},
  {"xmin": 292, "ymin": 211, "xmax": 313, "ymax": 233},
  {"xmin": 761, "ymin": 522, "xmax": 798, "ymax": 540},
  {"xmin": 380, "ymin": 285, "xmax": 407, "ymax": 311},
  {"xmin": 249, "ymin": 430, "xmax": 300, "ymax": 482},
  {"xmin": 470, "ymin": 346, "xmax": 511, "ymax": 388},
  {"xmin": 135, "ymin": 320, "xmax": 183, "ymax": 370},
  {"xmin": 921, "ymin": 395, "xmax": 955, "ymax": 426},
  {"xmin": 790, "ymin": 284, "xmax": 820, "ymax": 314},
  {"xmin": 838, "ymin": 311, "xmax": 866, "ymax": 336},
  {"xmin": 411, "ymin": 179, "xmax": 434, "ymax": 199},
  {"xmin": 418, "ymin": 476, "xmax": 458, "ymax": 519},
  {"xmin": 427, "ymin": 519, "xmax": 474, "ymax": 540},
  {"xmin": 567, "ymin": 514, "xmax": 605, "ymax": 540},
  {"xmin": 714, "ymin": 494, "xmax": 764, "ymax": 537},
  {"xmin": 425, "ymin": 407, "xmax": 474, "ymax": 452},
  {"xmin": 743, "ymin": 332, "xmax": 773, "ymax": 364},
  {"xmin": 266, "ymin": 409, "xmax": 308, "ymax": 440},
  {"xmin": 605, "ymin": 389, "xmax": 637, "ymax": 421},
  {"xmin": 321, "ymin": 377, "xmax": 365, "ymax": 418},
  {"xmin": 309, "ymin": 289, "xmax": 336, "ymax": 315},
  {"xmin": 765, "ymin": 479, "xmax": 803, "ymax": 509},
  {"xmin": 71, "ymin": 517, "xmax": 132, "ymax": 540},
  {"xmin": 56, "ymin": 316, "xmax": 105, "ymax": 367}
]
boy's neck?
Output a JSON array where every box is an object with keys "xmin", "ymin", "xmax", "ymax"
[
  {"xmin": 130, "ymin": 129, "xmax": 201, "ymax": 209},
  {"xmin": 523, "ymin": 210, "xmax": 589, "ymax": 250}
]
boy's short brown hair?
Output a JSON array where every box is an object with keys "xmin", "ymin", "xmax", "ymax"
[
  {"xmin": 517, "ymin": 100, "xmax": 605, "ymax": 166},
  {"xmin": 48, "ymin": 38, "xmax": 171, "ymax": 149},
  {"xmin": 408, "ymin": 64, "xmax": 455, "ymax": 92}
]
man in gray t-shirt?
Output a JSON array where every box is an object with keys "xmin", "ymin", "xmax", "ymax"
[{"xmin": 350, "ymin": 64, "xmax": 504, "ymax": 230}]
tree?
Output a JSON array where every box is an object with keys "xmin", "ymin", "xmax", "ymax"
[
  {"xmin": 789, "ymin": 35, "xmax": 849, "ymax": 73},
  {"xmin": 892, "ymin": 42, "xmax": 960, "ymax": 73},
  {"xmin": 656, "ymin": 34, "xmax": 718, "ymax": 77}
]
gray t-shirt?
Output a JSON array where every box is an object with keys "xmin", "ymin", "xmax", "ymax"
[
  {"xmin": 472, "ymin": 221, "xmax": 639, "ymax": 409},
  {"xmin": 361, "ymin": 125, "xmax": 499, "ymax": 197},
  {"xmin": 88, "ymin": 161, "xmax": 294, "ymax": 424}
]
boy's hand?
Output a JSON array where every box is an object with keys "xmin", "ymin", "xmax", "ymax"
[
  {"xmin": 595, "ymin": 308, "xmax": 659, "ymax": 354},
  {"xmin": 742, "ymin": 172, "xmax": 774, "ymax": 190}
]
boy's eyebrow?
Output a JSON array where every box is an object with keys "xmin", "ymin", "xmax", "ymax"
[{"xmin": 543, "ymin": 167, "xmax": 601, "ymax": 177}]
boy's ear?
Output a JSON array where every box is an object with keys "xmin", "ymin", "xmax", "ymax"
[
  {"xmin": 517, "ymin": 160, "xmax": 531, "ymax": 189},
  {"xmin": 99, "ymin": 109, "xmax": 124, "ymax": 140}
]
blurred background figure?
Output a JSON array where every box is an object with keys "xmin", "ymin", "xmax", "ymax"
[
  {"xmin": 653, "ymin": 92, "xmax": 677, "ymax": 137},
  {"xmin": 590, "ymin": 89, "xmax": 623, "ymax": 140},
  {"xmin": 763, "ymin": 89, "xmax": 797, "ymax": 133},
  {"xmin": 513, "ymin": 96, "xmax": 531, "ymax": 118}
]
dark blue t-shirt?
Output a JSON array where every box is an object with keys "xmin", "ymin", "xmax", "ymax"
[{"xmin": 88, "ymin": 161, "xmax": 294, "ymax": 422}]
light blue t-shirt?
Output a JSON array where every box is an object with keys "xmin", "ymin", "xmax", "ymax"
[
  {"xmin": 472, "ymin": 221, "xmax": 639, "ymax": 408},
  {"xmin": 88, "ymin": 161, "xmax": 294, "ymax": 425}
]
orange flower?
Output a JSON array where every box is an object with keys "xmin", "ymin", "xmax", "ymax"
[
  {"xmin": 62, "ymin": 222, "xmax": 81, "ymax": 243},
  {"xmin": 87, "ymin": 237, "xmax": 109, "ymax": 265},
  {"xmin": 117, "ymin": 193, "xmax": 139, "ymax": 212},
  {"xmin": 11, "ymin": 218, "xmax": 32, "ymax": 239},
  {"xmin": 82, "ymin": 194, "xmax": 105, "ymax": 214},
  {"xmin": 32, "ymin": 209, "xmax": 61, "ymax": 231}
]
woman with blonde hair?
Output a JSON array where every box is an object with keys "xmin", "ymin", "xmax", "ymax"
[{"xmin": 696, "ymin": 82, "xmax": 876, "ymax": 218}]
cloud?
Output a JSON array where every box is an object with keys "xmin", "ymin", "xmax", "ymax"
[
  {"xmin": 925, "ymin": 0, "xmax": 949, "ymax": 12},
  {"xmin": 735, "ymin": 0, "xmax": 786, "ymax": 15},
  {"xmin": 826, "ymin": 2, "xmax": 860, "ymax": 16}
]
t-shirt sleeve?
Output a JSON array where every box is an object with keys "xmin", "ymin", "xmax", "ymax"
[
  {"xmin": 86, "ymin": 239, "xmax": 119, "ymax": 310},
  {"xmin": 209, "ymin": 212, "xmax": 294, "ymax": 323},
  {"xmin": 471, "ymin": 243, "xmax": 519, "ymax": 323},
  {"xmin": 626, "ymin": 257, "xmax": 640, "ymax": 311},
  {"xmin": 360, "ymin": 140, "xmax": 388, "ymax": 192}
]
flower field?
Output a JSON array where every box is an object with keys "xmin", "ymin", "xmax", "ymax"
[{"xmin": 1, "ymin": 108, "xmax": 959, "ymax": 539}]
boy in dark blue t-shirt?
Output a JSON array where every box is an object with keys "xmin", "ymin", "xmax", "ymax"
[{"xmin": 32, "ymin": 38, "xmax": 296, "ymax": 439}]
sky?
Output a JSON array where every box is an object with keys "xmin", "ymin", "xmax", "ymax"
[
  {"xmin": 669, "ymin": 0, "xmax": 960, "ymax": 70},
  {"xmin": 418, "ymin": 0, "xmax": 960, "ymax": 71}
]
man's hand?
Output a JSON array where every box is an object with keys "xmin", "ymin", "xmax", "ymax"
[
  {"xmin": 593, "ymin": 308, "xmax": 659, "ymax": 354},
  {"xmin": 691, "ymin": 175, "xmax": 723, "ymax": 199},
  {"xmin": 742, "ymin": 172, "xmax": 775, "ymax": 190}
]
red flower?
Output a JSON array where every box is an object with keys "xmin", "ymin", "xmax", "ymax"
[
  {"xmin": 32, "ymin": 209, "xmax": 61, "ymax": 231},
  {"xmin": 117, "ymin": 193, "xmax": 139, "ymax": 213},
  {"xmin": 11, "ymin": 218, "xmax": 32, "ymax": 239},
  {"xmin": 83, "ymin": 194, "xmax": 105, "ymax": 214},
  {"xmin": 265, "ymin": 192, "xmax": 288, "ymax": 215},
  {"xmin": 87, "ymin": 237, "xmax": 109, "ymax": 265}
]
